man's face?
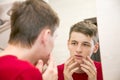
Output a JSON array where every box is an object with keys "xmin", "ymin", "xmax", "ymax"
[
  {"xmin": 40, "ymin": 28, "xmax": 58, "ymax": 64},
  {"xmin": 68, "ymin": 32, "xmax": 96, "ymax": 64}
]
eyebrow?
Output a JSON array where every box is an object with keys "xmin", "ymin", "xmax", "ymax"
[
  {"xmin": 70, "ymin": 40, "xmax": 91, "ymax": 44},
  {"xmin": 70, "ymin": 40, "xmax": 78, "ymax": 42},
  {"xmin": 83, "ymin": 41, "xmax": 91, "ymax": 44}
]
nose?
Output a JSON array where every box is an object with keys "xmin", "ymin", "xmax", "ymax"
[{"xmin": 76, "ymin": 44, "xmax": 82, "ymax": 53}]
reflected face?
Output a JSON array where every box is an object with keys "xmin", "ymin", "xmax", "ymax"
[{"xmin": 68, "ymin": 32, "xmax": 95, "ymax": 64}]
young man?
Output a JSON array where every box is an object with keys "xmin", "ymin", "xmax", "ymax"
[
  {"xmin": 58, "ymin": 21, "xmax": 103, "ymax": 80},
  {"xmin": 0, "ymin": 0, "xmax": 59, "ymax": 80}
]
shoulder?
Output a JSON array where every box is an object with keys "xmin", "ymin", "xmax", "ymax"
[
  {"xmin": 94, "ymin": 61, "xmax": 102, "ymax": 69},
  {"xmin": 14, "ymin": 61, "xmax": 43, "ymax": 80},
  {"xmin": 57, "ymin": 64, "xmax": 64, "ymax": 80},
  {"xmin": 57, "ymin": 63, "xmax": 64, "ymax": 70},
  {"xmin": 0, "ymin": 55, "xmax": 42, "ymax": 80},
  {"xmin": 94, "ymin": 61, "xmax": 103, "ymax": 80},
  {"xmin": 94, "ymin": 61, "xmax": 103, "ymax": 75},
  {"xmin": 57, "ymin": 63, "xmax": 64, "ymax": 74},
  {"xmin": 17, "ymin": 68, "xmax": 42, "ymax": 80}
]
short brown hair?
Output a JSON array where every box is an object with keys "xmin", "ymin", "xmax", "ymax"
[
  {"xmin": 8, "ymin": 0, "xmax": 59, "ymax": 48},
  {"xmin": 69, "ymin": 21, "xmax": 98, "ymax": 44}
]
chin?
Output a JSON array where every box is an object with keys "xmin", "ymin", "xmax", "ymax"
[
  {"xmin": 43, "ymin": 58, "xmax": 48, "ymax": 64},
  {"xmin": 43, "ymin": 53, "xmax": 50, "ymax": 62}
]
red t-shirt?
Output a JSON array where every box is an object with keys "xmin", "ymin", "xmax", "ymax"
[
  {"xmin": 57, "ymin": 61, "xmax": 103, "ymax": 80},
  {"xmin": 0, "ymin": 55, "xmax": 42, "ymax": 80}
]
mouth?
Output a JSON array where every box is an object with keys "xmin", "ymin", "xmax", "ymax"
[{"xmin": 74, "ymin": 55, "xmax": 83, "ymax": 60}]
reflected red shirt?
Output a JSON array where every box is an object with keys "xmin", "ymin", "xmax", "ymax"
[{"xmin": 58, "ymin": 61, "xmax": 103, "ymax": 80}]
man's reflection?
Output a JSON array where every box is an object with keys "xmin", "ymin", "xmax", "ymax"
[{"xmin": 57, "ymin": 21, "xmax": 103, "ymax": 80}]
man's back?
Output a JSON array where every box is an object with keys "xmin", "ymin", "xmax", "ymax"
[{"xmin": 0, "ymin": 55, "xmax": 42, "ymax": 80}]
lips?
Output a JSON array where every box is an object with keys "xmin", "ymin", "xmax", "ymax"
[{"xmin": 74, "ymin": 55, "xmax": 83, "ymax": 60}]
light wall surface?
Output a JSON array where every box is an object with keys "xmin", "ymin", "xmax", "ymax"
[{"xmin": 97, "ymin": 0, "xmax": 120, "ymax": 79}]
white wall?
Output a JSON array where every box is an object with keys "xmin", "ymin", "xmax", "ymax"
[
  {"xmin": 97, "ymin": 0, "xmax": 120, "ymax": 79},
  {"xmin": 49, "ymin": 0, "xmax": 97, "ymax": 65},
  {"xmin": 0, "ymin": 1, "xmax": 12, "ymax": 50}
]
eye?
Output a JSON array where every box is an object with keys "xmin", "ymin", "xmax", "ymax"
[
  {"xmin": 83, "ymin": 43, "xmax": 91, "ymax": 47},
  {"xmin": 71, "ymin": 42, "xmax": 78, "ymax": 46}
]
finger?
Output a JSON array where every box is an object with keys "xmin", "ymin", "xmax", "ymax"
[
  {"xmin": 65, "ymin": 56, "xmax": 74, "ymax": 67},
  {"xmin": 82, "ymin": 58, "xmax": 96, "ymax": 71},
  {"xmin": 42, "ymin": 64, "xmax": 48, "ymax": 73},
  {"xmin": 70, "ymin": 67, "xmax": 79, "ymax": 75},
  {"xmin": 36, "ymin": 60, "xmax": 44, "ymax": 72},
  {"xmin": 81, "ymin": 66, "xmax": 91, "ymax": 76},
  {"xmin": 80, "ymin": 63, "xmax": 96, "ymax": 75},
  {"xmin": 46, "ymin": 55, "xmax": 58, "ymax": 74},
  {"xmin": 43, "ymin": 55, "xmax": 58, "ymax": 79},
  {"xmin": 47, "ymin": 55, "xmax": 54, "ymax": 69},
  {"xmin": 81, "ymin": 66, "xmax": 96, "ymax": 79},
  {"xmin": 68, "ymin": 62, "xmax": 79, "ymax": 71},
  {"xmin": 53, "ymin": 64, "xmax": 58, "ymax": 75},
  {"xmin": 86, "ymin": 56, "xmax": 94, "ymax": 65}
]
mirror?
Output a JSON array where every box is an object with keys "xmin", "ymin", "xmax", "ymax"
[
  {"xmin": 49, "ymin": 1, "xmax": 103, "ymax": 80},
  {"xmin": 49, "ymin": 0, "xmax": 101, "ymax": 64}
]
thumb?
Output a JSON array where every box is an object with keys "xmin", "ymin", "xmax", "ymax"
[{"xmin": 36, "ymin": 60, "xmax": 44, "ymax": 73}]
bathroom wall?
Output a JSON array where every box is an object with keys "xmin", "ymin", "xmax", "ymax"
[{"xmin": 97, "ymin": 0, "xmax": 120, "ymax": 79}]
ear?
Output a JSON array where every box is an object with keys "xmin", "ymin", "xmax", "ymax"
[
  {"xmin": 93, "ymin": 42, "xmax": 99, "ymax": 54},
  {"xmin": 37, "ymin": 29, "xmax": 51, "ymax": 46}
]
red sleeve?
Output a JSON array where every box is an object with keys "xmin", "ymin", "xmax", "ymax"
[
  {"xmin": 94, "ymin": 62, "xmax": 103, "ymax": 80},
  {"xmin": 57, "ymin": 64, "xmax": 64, "ymax": 80},
  {"xmin": 16, "ymin": 68, "xmax": 42, "ymax": 80},
  {"xmin": 97, "ymin": 65, "xmax": 103, "ymax": 80}
]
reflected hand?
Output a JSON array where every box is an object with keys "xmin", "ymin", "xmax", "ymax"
[
  {"xmin": 80, "ymin": 56, "xmax": 97, "ymax": 80},
  {"xmin": 64, "ymin": 57, "xmax": 79, "ymax": 80}
]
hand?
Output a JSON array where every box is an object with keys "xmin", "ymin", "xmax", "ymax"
[
  {"xmin": 64, "ymin": 57, "xmax": 79, "ymax": 80},
  {"xmin": 43, "ymin": 55, "xmax": 58, "ymax": 80},
  {"xmin": 80, "ymin": 56, "xmax": 97, "ymax": 80},
  {"xmin": 36, "ymin": 55, "xmax": 58, "ymax": 80},
  {"xmin": 36, "ymin": 59, "xmax": 44, "ymax": 73}
]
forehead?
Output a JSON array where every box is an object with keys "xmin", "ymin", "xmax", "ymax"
[{"xmin": 69, "ymin": 32, "xmax": 93, "ymax": 43}]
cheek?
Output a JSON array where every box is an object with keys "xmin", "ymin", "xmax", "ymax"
[
  {"xmin": 83, "ymin": 48, "xmax": 93, "ymax": 56},
  {"xmin": 48, "ymin": 38, "xmax": 54, "ymax": 53},
  {"xmin": 51, "ymin": 39, "xmax": 54, "ymax": 49},
  {"xmin": 68, "ymin": 46, "xmax": 75, "ymax": 56}
]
